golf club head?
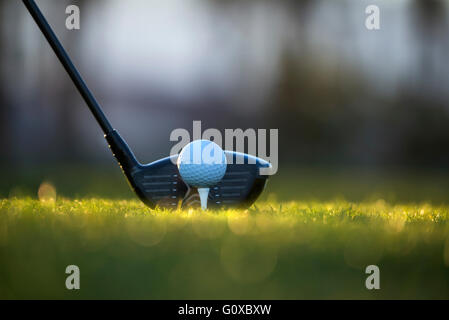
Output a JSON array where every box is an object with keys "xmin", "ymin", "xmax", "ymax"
[
  {"xmin": 182, "ymin": 151, "xmax": 271, "ymax": 209},
  {"xmin": 106, "ymin": 131, "xmax": 271, "ymax": 209}
]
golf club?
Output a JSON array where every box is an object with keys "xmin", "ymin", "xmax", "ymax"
[{"xmin": 22, "ymin": 0, "xmax": 272, "ymax": 209}]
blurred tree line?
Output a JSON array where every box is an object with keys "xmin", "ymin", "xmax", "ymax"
[{"xmin": 0, "ymin": 0, "xmax": 448, "ymax": 169}]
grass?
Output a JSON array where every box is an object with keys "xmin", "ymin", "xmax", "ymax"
[
  {"xmin": 1, "ymin": 166, "xmax": 449, "ymax": 299},
  {"xmin": 1, "ymin": 196, "xmax": 449, "ymax": 299}
]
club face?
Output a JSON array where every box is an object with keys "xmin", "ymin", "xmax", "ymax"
[
  {"xmin": 128, "ymin": 155, "xmax": 188, "ymax": 209},
  {"xmin": 127, "ymin": 152, "xmax": 271, "ymax": 209}
]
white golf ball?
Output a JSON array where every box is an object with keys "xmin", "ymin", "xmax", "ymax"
[{"xmin": 177, "ymin": 140, "xmax": 227, "ymax": 188}]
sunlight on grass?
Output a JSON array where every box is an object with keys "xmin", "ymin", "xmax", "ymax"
[{"xmin": 1, "ymin": 198, "xmax": 449, "ymax": 299}]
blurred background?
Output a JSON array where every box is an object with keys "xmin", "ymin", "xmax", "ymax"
[{"xmin": 1, "ymin": 0, "xmax": 449, "ymax": 201}]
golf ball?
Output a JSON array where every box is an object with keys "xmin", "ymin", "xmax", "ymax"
[{"xmin": 177, "ymin": 140, "xmax": 227, "ymax": 188}]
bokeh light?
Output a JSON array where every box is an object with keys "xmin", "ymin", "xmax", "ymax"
[{"xmin": 37, "ymin": 182, "xmax": 56, "ymax": 202}]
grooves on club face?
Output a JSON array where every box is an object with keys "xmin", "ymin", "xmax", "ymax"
[{"xmin": 106, "ymin": 130, "xmax": 271, "ymax": 209}]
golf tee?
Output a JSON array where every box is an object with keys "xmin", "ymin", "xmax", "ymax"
[{"xmin": 197, "ymin": 188, "xmax": 210, "ymax": 211}]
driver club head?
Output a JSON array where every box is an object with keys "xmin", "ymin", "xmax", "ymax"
[{"xmin": 107, "ymin": 131, "xmax": 271, "ymax": 209}]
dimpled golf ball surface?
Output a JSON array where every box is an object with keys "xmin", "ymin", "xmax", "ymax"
[{"xmin": 177, "ymin": 140, "xmax": 227, "ymax": 188}]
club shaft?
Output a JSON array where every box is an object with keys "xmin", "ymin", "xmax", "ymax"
[{"xmin": 22, "ymin": 0, "xmax": 113, "ymax": 134}]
